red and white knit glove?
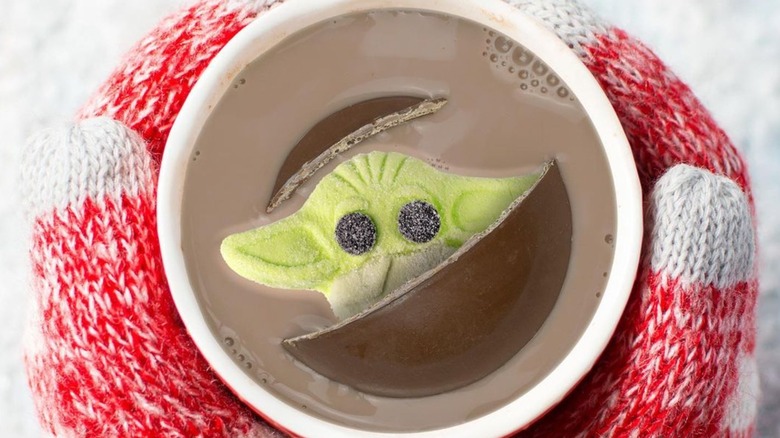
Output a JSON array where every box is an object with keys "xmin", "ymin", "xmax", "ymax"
[{"xmin": 21, "ymin": 0, "xmax": 759, "ymax": 436}]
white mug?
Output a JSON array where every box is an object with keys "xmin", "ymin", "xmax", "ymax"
[{"xmin": 158, "ymin": 0, "xmax": 643, "ymax": 436}]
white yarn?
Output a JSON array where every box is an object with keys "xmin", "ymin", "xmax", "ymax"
[
  {"xmin": 226, "ymin": 0, "xmax": 279, "ymax": 15},
  {"xmin": 20, "ymin": 117, "xmax": 154, "ymax": 220},
  {"xmin": 724, "ymin": 353, "xmax": 760, "ymax": 432},
  {"xmin": 650, "ymin": 164, "xmax": 755, "ymax": 290},
  {"xmin": 504, "ymin": 0, "xmax": 608, "ymax": 57}
]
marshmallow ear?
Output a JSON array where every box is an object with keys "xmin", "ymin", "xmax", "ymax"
[
  {"xmin": 20, "ymin": 117, "xmax": 154, "ymax": 220},
  {"xmin": 221, "ymin": 217, "xmax": 337, "ymax": 291},
  {"xmin": 445, "ymin": 170, "xmax": 540, "ymax": 244},
  {"xmin": 649, "ymin": 164, "xmax": 755, "ymax": 289},
  {"xmin": 449, "ymin": 183, "xmax": 531, "ymax": 234}
]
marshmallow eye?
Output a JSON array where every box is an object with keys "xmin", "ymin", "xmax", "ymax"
[
  {"xmin": 398, "ymin": 201, "xmax": 441, "ymax": 244},
  {"xmin": 335, "ymin": 212, "xmax": 378, "ymax": 255}
]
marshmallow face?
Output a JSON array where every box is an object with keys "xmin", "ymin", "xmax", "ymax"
[{"xmin": 220, "ymin": 151, "xmax": 538, "ymax": 318}]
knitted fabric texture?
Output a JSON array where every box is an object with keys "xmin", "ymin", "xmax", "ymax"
[{"xmin": 21, "ymin": 0, "xmax": 758, "ymax": 436}]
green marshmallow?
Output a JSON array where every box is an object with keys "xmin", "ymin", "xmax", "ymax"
[{"xmin": 221, "ymin": 151, "xmax": 539, "ymax": 319}]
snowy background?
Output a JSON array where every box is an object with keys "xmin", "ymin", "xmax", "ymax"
[{"xmin": 1, "ymin": 0, "xmax": 777, "ymax": 436}]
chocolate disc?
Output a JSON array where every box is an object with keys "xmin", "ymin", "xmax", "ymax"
[
  {"xmin": 283, "ymin": 160, "xmax": 572, "ymax": 398},
  {"xmin": 267, "ymin": 96, "xmax": 447, "ymax": 212}
]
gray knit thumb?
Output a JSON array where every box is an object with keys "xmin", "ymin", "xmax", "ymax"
[
  {"xmin": 19, "ymin": 117, "xmax": 154, "ymax": 221},
  {"xmin": 650, "ymin": 164, "xmax": 755, "ymax": 289}
]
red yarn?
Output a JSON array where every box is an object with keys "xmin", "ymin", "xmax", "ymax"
[
  {"xmin": 78, "ymin": 1, "xmax": 266, "ymax": 161},
  {"xmin": 584, "ymin": 29, "xmax": 750, "ymax": 197},
  {"xmin": 28, "ymin": 193, "xmax": 271, "ymax": 436}
]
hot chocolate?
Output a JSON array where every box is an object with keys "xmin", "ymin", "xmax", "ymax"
[{"xmin": 181, "ymin": 9, "xmax": 616, "ymax": 432}]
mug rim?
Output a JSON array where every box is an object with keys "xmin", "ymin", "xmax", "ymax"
[{"xmin": 158, "ymin": 0, "xmax": 643, "ymax": 436}]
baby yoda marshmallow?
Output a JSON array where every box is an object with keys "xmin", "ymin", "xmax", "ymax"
[{"xmin": 221, "ymin": 151, "xmax": 539, "ymax": 319}]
